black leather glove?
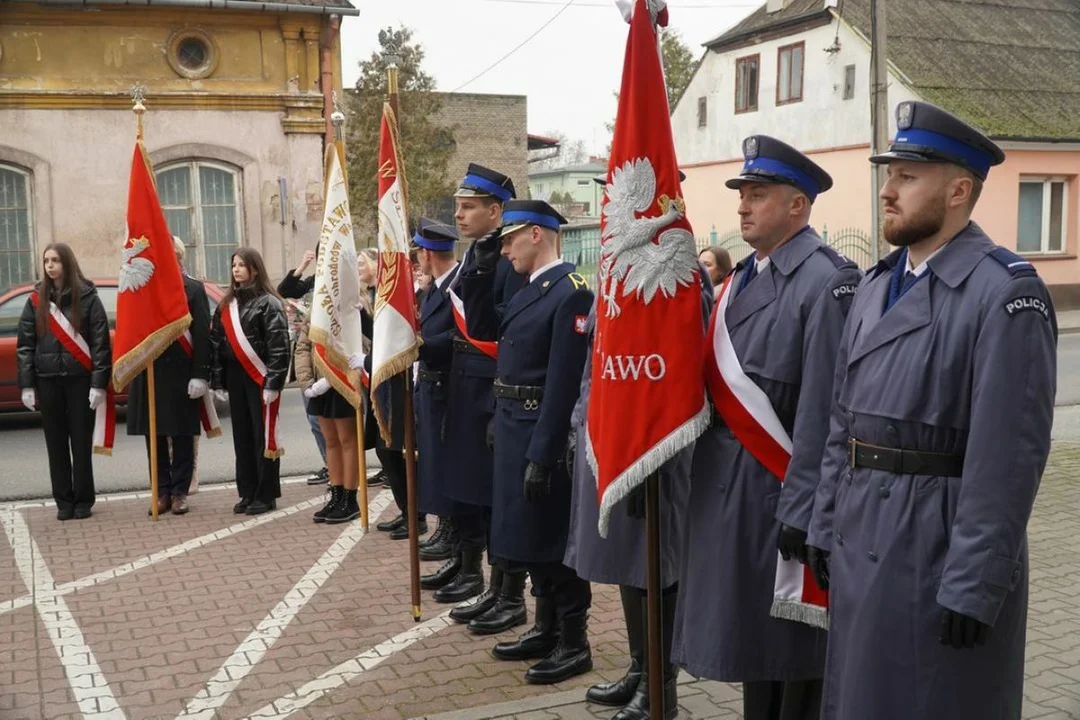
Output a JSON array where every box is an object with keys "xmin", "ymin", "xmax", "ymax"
[
  {"xmin": 807, "ymin": 545, "xmax": 830, "ymax": 591},
  {"xmin": 939, "ymin": 608, "xmax": 991, "ymax": 649},
  {"xmin": 564, "ymin": 429, "xmax": 577, "ymax": 471},
  {"xmin": 475, "ymin": 228, "xmax": 502, "ymax": 273},
  {"xmin": 485, "ymin": 418, "xmax": 495, "ymax": 451},
  {"xmin": 626, "ymin": 483, "xmax": 646, "ymax": 519},
  {"xmin": 778, "ymin": 523, "xmax": 809, "ymax": 565},
  {"xmin": 523, "ymin": 461, "xmax": 552, "ymax": 504}
]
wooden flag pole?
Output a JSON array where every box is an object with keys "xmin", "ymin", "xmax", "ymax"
[
  {"xmin": 646, "ymin": 472, "xmax": 664, "ymax": 719},
  {"xmin": 148, "ymin": 364, "xmax": 160, "ymax": 521}
]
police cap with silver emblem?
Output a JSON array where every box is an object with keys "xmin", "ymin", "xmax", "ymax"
[
  {"xmin": 498, "ymin": 200, "xmax": 568, "ymax": 238},
  {"xmin": 412, "ymin": 217, "xmax": 459, "ymax": 252},
  {"xmin": 454, "ymin": 163, "xmax": 517, "ymax": 202},
  {"xmin": 725, "ymin": 135, "xmax": 833, "ymax": 202},
  {"xmin": 869, "ymin": 101, "xmax": 1005, "ymax": 180}
]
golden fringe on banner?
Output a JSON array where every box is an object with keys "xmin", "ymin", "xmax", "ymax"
[
  {"xmin": 308, "ymin": 329, "xmax": 363, "ymax": 410},
  {"xmin": 112, "ymin": 314, "xmax": 192, "ymax": 392}
]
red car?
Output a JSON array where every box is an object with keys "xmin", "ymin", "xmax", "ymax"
[{"xmin": 0, "ymin": 278, "xmax": 225, "ymax": 413}]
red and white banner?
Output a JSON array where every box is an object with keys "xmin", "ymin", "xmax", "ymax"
[
  {"xmin": 221, "ymin": 299, "xmax": 283, "ymax": 459},
  {"xmin": 705, "ymin": 276, "xmax": 829, "ymax": 629},
  {"xmin": 371, "ymin": 102, "xmax": 420, "ymax": 442},
  {"xmin": 586, "ymin": 0, "xmax": 709, "ymax": 537},
  {"xmin": 177, "ymin": 329, "xmax": 222, "ymax": 439},
  {"xmin": 32, "ymin": 294, "xmax": 115, "ymax": 455},
  {"xmin": 447, "ymin": 288, "xmax": 498, "ymax": 359}
]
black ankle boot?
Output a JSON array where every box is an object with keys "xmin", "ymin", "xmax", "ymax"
[
  {"xmin": 525, "ymin": 613, "xmax": 593, "ymax": 685},
  {"xmin": 421, "ymin": 553, "xmax": 461, "ymax": 590},
  {"xmin": 493, "ymin": 595, "xmax": 559, "ymax": 661},
  {"xmin": 325, "ymin": 489, "xmax": 360, "ymax": 524},
  {"xmin": 313, "ymin": 485, "xmax": 343, "ymax": 524},
  {"xmin": 467, "ymin": 570, "xmax": 527, "ymax": 635},
  {"xmin": 433, "ymin": 546, "xmax": 484, "ymax": 603},
  {"xmin": 420, "ymin": 517, "xmax": 449, "ymax": 550},
  {"xmin": 376, "ymin": 514, "xmax": 405, "ymax": 532},
  {"xmin": 450, "ymin": 567, "xmax": 503, "ymax": 624},
  {"xmin": 587, "ymin": 585, "xmax": 644, "ymax": 706},
  {"xmin": 613, "ymin": 587, "xmax": 680, "ymax": 720}
]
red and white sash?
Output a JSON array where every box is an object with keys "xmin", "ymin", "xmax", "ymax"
[
  {"xmin": 31, "ymin": 293, "xmax": 115, "ymax": 455},
  {"xmin": 221, "ymin": 300, "xmax": 283, "ymax": 459},
  {"xmin": 314, "ymin": 342, "xmax": 369, "ymax": 391},
  {"xmin": 447, "ymin": 288, "xmax": 498, "ymax": 359},
  {"xmin": 704, "ymin": 276, "xmax": 829, "ymax": 629},
  {"xmin": 177, "ymin": 329, "xmax": 222, "ymax": 439}
]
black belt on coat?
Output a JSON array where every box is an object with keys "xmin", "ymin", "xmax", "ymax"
[
  {"xmin": 417, "ymin": 369, "xmax": 448, "ymax": 384},
  {"xmin": 452, "ymin": 336, "xmax": 490, "ymax": 356},
  {"xmin": 848, "ymin": 438, "xmax": 964, "ymax": 477},
  {"xmin": 493, "ymin": 380, "xmax": 544, "ymax": 401}
]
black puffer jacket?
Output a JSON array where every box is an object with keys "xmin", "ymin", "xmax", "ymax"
[
  {"xmin": 210, "ymin": 285, "xmax": 290, "ymax": 392},
  {"xmin": 16, "ymin": 281, "xmax": 111, "ymax": 389}
]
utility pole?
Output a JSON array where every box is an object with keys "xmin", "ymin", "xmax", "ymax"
[{"xmin": 869, "ymin": 0, "xmax": 888, "ymax": 263}]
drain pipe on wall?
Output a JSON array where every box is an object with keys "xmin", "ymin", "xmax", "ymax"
[{"xmin": 321, "ymin": 14, "xmax": 341, "ymax": 145}]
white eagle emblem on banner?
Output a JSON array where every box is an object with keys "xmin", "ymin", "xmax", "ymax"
[{"xmin": 119, "ymin": 235, "xmax": 155, "ymax": 293}]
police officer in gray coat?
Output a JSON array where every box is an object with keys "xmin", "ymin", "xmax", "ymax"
[
  {"xmin": 671, "ymin": 136, "xmax": 861, "ymax": 720},
  {"xmin": 806, "ymin": 101, "xmax": 1057, "ymax": 720}
]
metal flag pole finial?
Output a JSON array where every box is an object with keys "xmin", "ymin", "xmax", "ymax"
[
  {"xmin": 330, "ymin": 90, "xmax": 346, "ymax": 135},
  {"xmin": 131, "ymin": 84, "xmax": 148, "ymax": 141}
]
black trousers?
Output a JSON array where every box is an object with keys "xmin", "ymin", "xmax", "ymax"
[
  {"xmin": 742, "ymin": 679, "xmax": 823, "ymax": 720},
  {"xmin": 144, "ymin": 435, "xmax": 195, "ymax": 498},
  {"xmin": 375, "ymin": 447, "xmax": 424, "ymax": 520},
  {"xmin": 527, "ymin": 562, "xmax": 591, "ymax": 621},
  {"xmin": 225, "ymin": 362, "xmax": 281, "ymax": 503},
  {"xmin": 38, "ymin": 375, "xmax": 96, "ymax": 512}
]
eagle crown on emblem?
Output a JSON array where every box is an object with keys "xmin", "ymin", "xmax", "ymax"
[
  {"xmin": 119, "ymin": 235, "xmax": 155, "ymax": 293},
  {"xmin": 598, "ymin": 157, "xmax": 699, "ymax": 318}
]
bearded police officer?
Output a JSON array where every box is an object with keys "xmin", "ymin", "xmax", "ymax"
[
  {"xmin": 433, "ymin": 165, "xmax": 530, "ymax": 638},
  {"xmin": 806, "ymin": 101, "xmax": 1057, "ymax": 720},
  {"xmin": 672, "ymin": 136, "xmax": 862, "ymax": 720},
  {"xmin": 462, "ymin": 200, "xmax": 595, "ymax": 684}
]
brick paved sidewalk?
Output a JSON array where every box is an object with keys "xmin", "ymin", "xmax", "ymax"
[{"xmin": 2, "ymin": 446, "xmax": 1080, "ymax": 720}]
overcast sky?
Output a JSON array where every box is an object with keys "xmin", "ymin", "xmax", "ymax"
[{"xmin": 339, "ymin": 0, "xmax": 758, "ymax": 156}]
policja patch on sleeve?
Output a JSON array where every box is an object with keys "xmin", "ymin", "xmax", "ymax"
[
  {"xmin": 1004, "ymin": 296, "xmax": 1050, "ymax": 320},
  {"xmin": 831, "ymin": 283, "xmax": 858, "ymax": 300}
]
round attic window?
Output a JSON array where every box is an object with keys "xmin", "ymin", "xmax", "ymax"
[{"xmin": 167, "ymin": 29, "xmax": 218, "ymax": 80}]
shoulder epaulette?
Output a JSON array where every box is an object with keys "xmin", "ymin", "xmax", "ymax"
[
  {"xmin": 566, "ymin": 272, "xmax": 589, "ymax": 291},
  {"xmin": 818, "ymin": 243, "xmax": 858, "ymax": 270},
  {"xmin": 988, "ymin": 247, "xmax": 1037, "ymax": 277}
]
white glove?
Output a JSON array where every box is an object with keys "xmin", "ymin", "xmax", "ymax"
[
  {"xmin": 213, "ymin": 389, "xmax": 228, "ymax": 404},
  {"xmin": 187, "ymin": 379, "xmax": 208, "ymax": 399},
  {"xmin": 88, "ymin": 388, "xmax": 106, "ymax": 411},
  {"xmin": 304, "ymin": 378, "xmax": 331, "ymax": 399},
  {"xmin": 348, "ymin": 352, "xmax": 366, "ymax": 371},
  {"xmin": 21, "ymin": 389, "xmax": 36, "ymax": 412},
  {"xmin": 262, "ymin": 389, "xmax": 280, "ymax": 405}
]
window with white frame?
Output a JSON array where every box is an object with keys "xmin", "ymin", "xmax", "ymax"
[
  {"xmin": 0, "ymin": 164, "xmax": 36, "ymax": 290},
  {"xmin": 1017, "ymin": 176, "xmax": 1068, "ymax": 254},
  {"xmin": 155, "ymin": 161, "xmax": 243, "ymax": 284}
]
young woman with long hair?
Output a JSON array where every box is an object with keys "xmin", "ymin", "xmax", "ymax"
[
  {"xmin": 210, "ymin": 247, "xmax": 291, "ymax": 515},
  {"xmin": 16, "ymin": 243, "xmax": 111, "ymax": 521}
]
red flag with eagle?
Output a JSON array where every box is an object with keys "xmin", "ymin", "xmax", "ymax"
[
  {"xmin": 370, "ymin": 103, "xmax": 419, "ymax": 442},
  {"xmin": 111, "ymin": 142, "xmax": 192, "ymax": 393},
  {"xmin": 586, "ymin": 0, "xmax": 709, "ymax": 536}
]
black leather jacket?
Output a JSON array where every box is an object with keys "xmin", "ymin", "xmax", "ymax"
[
  {"xmin": 16, "ymin": 281, "xmax": 111, "ymax": 389},
  {"xmin": 210, "ymin": 285, "xmax": 290, "ymax": 391}
]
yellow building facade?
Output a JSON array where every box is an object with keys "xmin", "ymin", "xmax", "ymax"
[{"xmin": 0, "ymin": 0, "xmax": 357, "ymax": 287}]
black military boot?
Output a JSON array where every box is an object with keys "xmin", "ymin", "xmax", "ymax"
[
  {"xmin": 467, "ymin": 570, "xmax": 527, "ymax": 635},
  {"xmin": 420, "ymin": 517, "xmax": 449, "ymax": 552},
  {"xmin": 587, "ymin": 585, "xmax": 644, "ymax": 706},
  {"xmin": 433, "ymin": 546, "xmax": 484, "ymax": 603},
  {"xmin": 313, "ymin": 485, "xmax": 343, "ymax": 524},
  {"xmin": 421, "ymin": 520, "xmax": 456, "ymax": 561},
  {"xmin": 325, "ymin": 489, "xmax": 360, "ymax": 524},
  {"xmin": 493, "ymin": 594, "xmax": 559, "ymax": 661},
  {"xmin": 421, "ymin": 553, "xmax": 461, "ymax": 590},
  {"xmin": 613, "ymin": 588, "xmax": 679, "ymax": 720},
  {"xmin": 525, "ymin": 612, "xmax": 593, "ymax": 685},
  {"xmin": 450, "ymin": 566, "xmax": 503, "ymax": 624}
]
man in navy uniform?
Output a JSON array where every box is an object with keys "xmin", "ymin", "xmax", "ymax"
[
  {"xmin": 434, "ymin": 165, "xmax": 530, "ymax": 639},
  {"xmin": 462, "ymin": 199, "xmax": 595, "ymax": 684},
  {"xmin": 672, "ymin": 136, "xmax": 862, "ymax": 720},
  {"xmin": 806, "ymin": 102, "xmax": 1057, "ymax": 720},
  {"xmin": 411, "ymin": 219, "xmax": 467, "ymax": 576}
]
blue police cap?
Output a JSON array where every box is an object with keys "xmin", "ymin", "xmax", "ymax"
[
  {"xmin": 412, "ymin": 217, "xmax": 459, "ymax": 252},
  {"xmin": 454, "ymin": 163, "xmax": 516, "ymax": 203},
  {"xmin": 593, "ymin": 169, "xmax": 686, "ymax": 186},
  {"xmin": 869, "ymin": 101, "xmax": 1005, "ymax": 180},
  {"xmin": 725, "ymin": 135, "xmax": 833, "ymax": 202},
  {"xmin": 498, "ymin": 200, "xmax": 568, "ymax": 238}
]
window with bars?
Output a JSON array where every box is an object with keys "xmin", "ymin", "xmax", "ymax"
[
  {"xmin": 1017, "ymin": 176, "xmax": 1069, "ymax": 255},
  {"xmin": 0, "ymin": 165, "xmax": 36, "ymax": 291},
  {"xmin": 155, "ymin": 161, "xmax": 244, "ymax": 284},
  {"xmin": 735, "ymin": 54, "xmax": 760, "ymax": 113},
  {"xmin": 777, "ymin": 42, "xmax": 805, "ymax": 105}
]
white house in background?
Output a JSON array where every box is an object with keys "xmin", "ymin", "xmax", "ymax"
[{"xmin": 671, "ymin": 0, "xmax": 1080, "ymax": 307}]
